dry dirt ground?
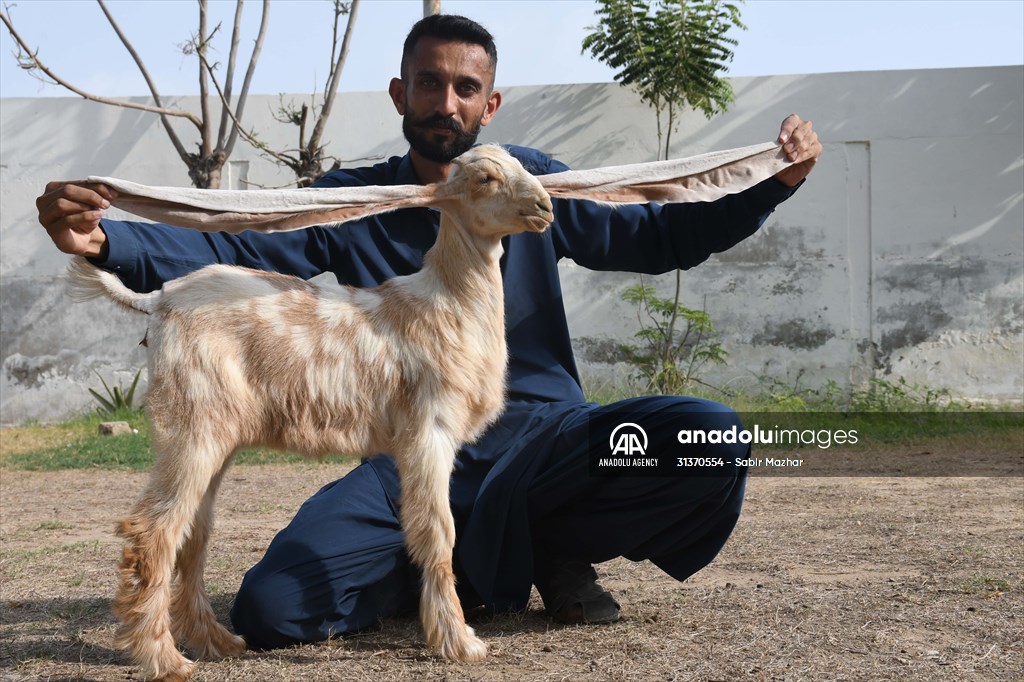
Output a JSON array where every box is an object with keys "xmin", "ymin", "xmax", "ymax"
[{"xmin": 1, "ymin": 455, "xmax": 1021, "ymax": 681}]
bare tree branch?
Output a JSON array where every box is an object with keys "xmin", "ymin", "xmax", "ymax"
[
  {"xmin": 307, "ymin": 0, "xmax": 359, "ymax": 158},
  {"xmin": 3, "ymin": 0, "xmax": 272, "ymax": 188},
  {"xmin": 95, "ymin": 0, "xmax": 192, "ymax": 161},
  {"xmin": 215, "ymin": 0, "xmax": 245, "ymax": 148},
  {"xmin": 197, "ymin": 48, "xmax": 297, "ymax": 168},
  {"xmin": 198, "ymin": 0, "xmax": 212, "ymax": 158},
  {"xmin": 222, "ymin": 0, "xmax": 270, "ymax": 158},
  {"xmin": 324, "ymin": 2, "xmax": 341, "ymax": 104},
  {"xmin": 0, "ymin": 7, "xmax": 203, "ymax": 128}
]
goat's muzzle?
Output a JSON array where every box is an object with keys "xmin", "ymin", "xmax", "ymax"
[{"xmin": 522, "ymin": 196, "xmax": 554, "ymax": 232}]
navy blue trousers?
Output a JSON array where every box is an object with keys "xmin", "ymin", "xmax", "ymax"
[{"xmin": 230, "ymin": 397, "xmax": 749, "ymax": 648}]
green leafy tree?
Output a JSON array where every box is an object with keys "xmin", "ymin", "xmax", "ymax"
[
  {"xmin": 582, "ymin": 0, "xmax": 745, "ymax": 160},
  {"xmin": 584, "ymin": 1, "xmax": 745, "ymax": 395}
]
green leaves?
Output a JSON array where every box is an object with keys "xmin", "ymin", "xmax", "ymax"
[
  {"xmin": 88, "ymin": 369, "xmax": 143, "ymax": 415},
  {"xmin": 585, "ymin": 3, "xmax": 744, "ymax": 392},
  {"xmin": 583, "ymin": 0, "xmax": 746, "ymax": 158},
  {"xmin": 619, "ymin": 278, "xmax": 728, "ymax": 395}
]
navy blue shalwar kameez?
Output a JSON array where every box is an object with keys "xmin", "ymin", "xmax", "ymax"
[{"xmin": 93, "ymin": 145, "xmax": 798, "ymax": 648}]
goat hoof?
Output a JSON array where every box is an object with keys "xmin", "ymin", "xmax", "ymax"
[
  {"xmin": 151, "ymin": 658, "xmax": 194, "ymax": 682},
  {"xmin": 440, "ymin": 628, "xmax": 488, "ymax": 662},
  {"xmin": 202, "ymin": 630, "xmax": 247, "ymax": 660}
]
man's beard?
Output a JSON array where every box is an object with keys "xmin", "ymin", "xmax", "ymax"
[{"xmin": 402, "ymin": 113, "xmax": 482, "ymax": 164}]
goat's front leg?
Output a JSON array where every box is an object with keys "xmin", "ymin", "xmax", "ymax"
[
  {"xmin": 170, "ymin": 463, "xmax": 247, "ymax": 660},
  {"xmin": 396, "ymin": 430, "xmax": 487, "ymax": 662}
]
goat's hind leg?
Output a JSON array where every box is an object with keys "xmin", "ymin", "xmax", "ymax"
[
  {"xmin": 170, "ymin": 461, "xmax": 247, "ymax": 660},
  {"xmin": 397, "ymin": 432, "xmax": 487, "ymax": 662},
  {"xmin": 113, "ymin": 438, "xmax": 231, "ymax": 682}
]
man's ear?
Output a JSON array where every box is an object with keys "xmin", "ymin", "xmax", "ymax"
[
  {"xmin": 389, "ymin": 78, "xmax": 406, "ymax": 115},
  {"xmin": 480, "ymin": 90, "xmax": 502, "ymax": 127}
]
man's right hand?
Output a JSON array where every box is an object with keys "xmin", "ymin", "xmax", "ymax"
[{"xmin": 36, "ymin": 181, "xmax": 117, "ymax": 259}]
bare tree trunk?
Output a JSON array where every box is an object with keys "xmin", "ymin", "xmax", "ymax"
[
  {"xmin": 197, "ymin": 0, "xmax": 212, "ymax": 161},
  {"xmin": 1, "ymin": 0, "xmax": 269, "ymax": 188},
  {"xmin": 423, "ymin": 0, "xmax": 441, "ymax": 17},
  {"xmin": 188, "ymin": 0, "xmax": 270, "ymax": 187}
]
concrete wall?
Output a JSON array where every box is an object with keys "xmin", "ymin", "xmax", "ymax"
[{"xmin": 1, "ymin": 66, "xmax": 1021, "ymax": 424}]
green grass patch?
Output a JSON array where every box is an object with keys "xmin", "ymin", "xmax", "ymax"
[
  {"xmin": 1, "ymin": 409, "xmax": 356, "ymax": 471},
  {"xmin": 586, "ymin": 378, "xmax": 1023, "ymax": 450},
  {"xmin": 13, "ymin": 539, "xmax": 103, "ymax": 563},
  {"xmin": 33, "ymin": 520, "xmax": 74, "ymax": 531},
  {"xmin": 738, "ymin": 411, "xmax": 1023, "ymax": 449},
  {"xmin": 958, "ymin": 572, "xmax": 1014, "ymax": 595},
  {"xmin": 3, "ymin": 382, "xmax": 1020, "ymax": 471},
  {"xmin": 6, "ymin": 429, "xmax": 154, "ymax": 471}
]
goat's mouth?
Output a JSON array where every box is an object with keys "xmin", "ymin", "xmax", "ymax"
[{"xmin": 521, "ymin": 210, "xmax": 554, "ymax": 232}]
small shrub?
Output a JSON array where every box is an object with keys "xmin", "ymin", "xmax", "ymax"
[
  {"xmin": 851, "ymin": 377, "xmax": 965, "ymax": 412},
  {"xmin": 620, "ymin": 277, "xmax": 728, "ymax": 395},
  {"xmin": 89, "ymin": 369, "xmax": 143, "ymax": 415}
]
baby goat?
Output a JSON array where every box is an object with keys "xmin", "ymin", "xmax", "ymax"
[
  {"xmin": 68, "ymin": 141, "xmax": 789, "ymax": 681},
  {"xmin": 69, "ymin": 145, "xmax": 552, "ymax": 681}
]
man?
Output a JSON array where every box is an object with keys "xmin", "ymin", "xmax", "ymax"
[{"xmin": 37, "ymin": 15, "xmax": 821, "ymax": 648}]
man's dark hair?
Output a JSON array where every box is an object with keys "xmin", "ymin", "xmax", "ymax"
[{"xmin": 401, "ymin": 14, "xmax": 498, "ymax": 80}]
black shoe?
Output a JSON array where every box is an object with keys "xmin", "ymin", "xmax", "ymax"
[{"xmin": 533, "ymin": 555, "xmax": 621, "ymax": 624}]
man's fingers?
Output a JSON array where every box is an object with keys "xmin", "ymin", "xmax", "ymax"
[
  {"xmin": 56, "ymin": 209, "xmax": 105, "ymax": 234},
  {"xmin": 782, "ymin": 120, "xmax": 820, "ymax": 162},
  {"xmin": 778, "ymin": 114, "xmax": 802, "ymax": 143},
  {"xmin": 39, "ymin": 197, "xmax": 104, "ymax": 230},
  {"xmin": 37, "ymin": 182, "xmax": 117, "ymax": 236},
  {"xmin": 773, "ymin": 115, "xmax": 822, "ymax": 186},
  {"xmin": 36, "ymin": 180, "xmax": 113, "ymax": 257},
  {"xmin": 93, "ymin": 183, "xmax": 118, "ymax": 202},
  {"xmin": 38, "ymin": 182, "xmax": 115, "ymax": 212}
]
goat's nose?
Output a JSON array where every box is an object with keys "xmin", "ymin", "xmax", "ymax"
[{"xmin": 536, "ymin": 196, "xmax": 553, "ymax": 214}]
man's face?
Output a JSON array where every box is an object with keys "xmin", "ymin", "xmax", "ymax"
[{"xmin": 390, "ymin": 37, "xmax": 501, "ymax": 164}]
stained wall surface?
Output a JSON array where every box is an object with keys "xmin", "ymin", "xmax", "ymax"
[{"xmin": 1, "ymin": 66, "xmax": 1021, "ymax": 423}]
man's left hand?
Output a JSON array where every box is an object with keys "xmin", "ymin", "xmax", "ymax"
[{"xmin": 775, "ymin": 114, "xmax": 822, "ymax": 187}]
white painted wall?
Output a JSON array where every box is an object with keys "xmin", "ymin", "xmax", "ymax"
[{"xmin": 1, "ymin": 66, "xmax": 1021, "ymax": 424}]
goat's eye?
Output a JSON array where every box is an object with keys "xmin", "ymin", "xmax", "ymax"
[{"xmin": 479, "ymin": 175, "xmax": 495, "ymax": 186}]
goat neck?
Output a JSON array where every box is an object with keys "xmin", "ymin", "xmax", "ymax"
[{"xmin": 422, "ymin": 207, "xmax": 505, "ymax": 308}]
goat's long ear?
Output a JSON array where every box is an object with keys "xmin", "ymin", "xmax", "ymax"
[
  {"xmin": 85, "ymin": 177, "xmax": 439, "ymax": 234},
  {"xmin": 537, "ymin": 142, "xmax": 791, "ymax": 204}
]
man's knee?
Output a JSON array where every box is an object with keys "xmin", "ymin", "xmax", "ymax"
[
  {"xmin": 230, "ymin": 567, "xmax": 298, "ymax": 650},
  {"xmin": 230, "ymin": 542, "xmax": 418, "ymax": 650},
  {"xmin": 627, "ymin": 395, "xmax": 750, "ymax": 461}
]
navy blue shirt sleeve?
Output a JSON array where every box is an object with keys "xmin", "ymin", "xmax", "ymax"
[
  {"xmin": 94, "ymin": 220, "xmax": 343, "ymax": 292},
  {"xmin": 551, "ymin": 179, "xmax": 798, "ymax": 273},
  {"xmin": 511, "ymin": 147, "xmax": 799, "ymax": 274}
]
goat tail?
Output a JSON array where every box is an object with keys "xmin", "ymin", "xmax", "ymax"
[{"xmin": 66, "ymin": 257, "xmax": 158, "ymax": 315}]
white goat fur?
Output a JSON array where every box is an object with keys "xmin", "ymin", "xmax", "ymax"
[
  {"xmin": 68, "ymin": 146, "xmax": 554, "ymax": 681},
  {"xmin": 67, "ymin": 141, "xmax": 791, "ymax": 682}
]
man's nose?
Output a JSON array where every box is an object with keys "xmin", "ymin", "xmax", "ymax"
[{"xmin": 436, "ymin": 85, "xmax": 458, "ymax": 117}]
